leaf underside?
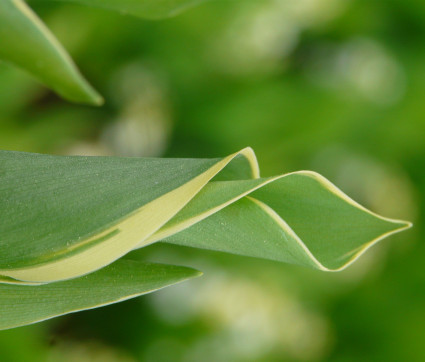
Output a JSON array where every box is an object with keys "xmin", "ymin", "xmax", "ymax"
[
  {"xmin": 0, "ymin": 148, "xmax": 411, "ymax": 330},
  {"xmin": 0, "ymin": 260, "xmax": 201, "ymax": 330}
]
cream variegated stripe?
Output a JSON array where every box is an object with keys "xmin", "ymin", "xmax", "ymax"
[
  {"xmin": 0, "ymin": 148, "xmax": 258, "ymax": 284},
  {"xmin": 0, "ymin": 147, "xmax": 411, "ymax": 285},
  {"xmin": 245, "ymin": 196, "xmax": 411, "ymax": 272},
  {"xmin": 144, "ymin": 171, "xmax": 411, "ymax": 270}
]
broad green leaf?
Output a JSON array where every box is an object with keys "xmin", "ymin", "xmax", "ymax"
[
  {"xmin": 0, "ymin": 0, "xmax": 102, "ymax": 105},
  {"xmin": 0, "ymin": 149, "xmax": 254, "ymax": 282},
  {"xmin": 0, "ymin": 147, "xmax": 410, "ymax": 284},
  {"xmin": 0, "ymin": 260, "xmax": 201, "ymax": 330},
  {"xmin": 35, "ymin": 0, "xmax": 210, "ymax": 19},
  {"xmin": 159, "ymin": 173, "xmax": 411, "ymax": 270},
  {"xmin": 0, "ymin": 147, "xmax": 412, "ymax": 330}
]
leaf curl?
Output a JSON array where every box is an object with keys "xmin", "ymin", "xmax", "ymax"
[{"xmin": 0, "ymin": 148, "xmax": 411, "ymax": 328}]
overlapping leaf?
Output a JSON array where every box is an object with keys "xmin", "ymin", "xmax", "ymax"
[
  {"xmin": 0, "ymin": 260, "xmax": 202, "ymax": 330},
  {"xmin": 0, "ymin": 148, "xmax": 411, "ymax": 329}
]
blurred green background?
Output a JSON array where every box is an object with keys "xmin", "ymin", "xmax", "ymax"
[{"xmin": 0, "ymin": 0, "xmax": 423, "ymax": 360}]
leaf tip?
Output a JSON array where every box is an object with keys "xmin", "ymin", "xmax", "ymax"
[{"xmin": 77, "ymin": 86, "xmax": 104, "ymax": 106}]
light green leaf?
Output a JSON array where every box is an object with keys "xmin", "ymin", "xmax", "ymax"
[
  {"xmin": 0, "ymin": 260, "xmax": 201, "ymax": 330},
  {"xmin": 0, "ymin": 0, "xmax": 103, "ymax": 105},
  {"xmin": 2, "ymin": 0, "xmax": 209, "ymax": 104},
  {"xmin": 0, "ymin": 147, "xmax": 411, "ymax": 284},
  {"xmin": 160, "ymin": 173, "xmax": 411, "ymax": 270},
  {"xmin": 35, "ymin": 0, "xmax": 210, "ymax": 19},
  {"xmin": 0, "ymin": 148, "xmax": 411, "ymax": 329}
]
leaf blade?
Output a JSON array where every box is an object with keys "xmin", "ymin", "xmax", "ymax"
[
  {"xmin": 0, "ymin": 0, "xmax": 102, "ymax": 105},
  {"xmin": 0, "ymin": 148, "xmax": 411, "ymax": 285},
  {"xmin": 0, "ymin": 260, "xmax": 201, "ymax": 331},
  {"xmin": 0, "ymin": 148, "xmax": 257, "ymax": 282},
  {"xmin": 160, "ymin": 173, "xmax": 411, "ymax": 270}
]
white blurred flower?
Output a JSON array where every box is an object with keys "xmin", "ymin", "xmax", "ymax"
[
  {"xmin": 210, "ymin": 0, "xmax": 349, "ymax": 75},
  {"xmin": 149, "ymin": 268, "xmax": 331, "ymax": 361},
  {"xmin": 102, "ymin": 62, "xmax": 172, "ymax": 157},
  {"xmin": 46, "ymin": 340, "xmax": 136, "ymax": 362},
  {"xmin": 306, "ymin": 38, "xmax": 406, "ymax": 105}
]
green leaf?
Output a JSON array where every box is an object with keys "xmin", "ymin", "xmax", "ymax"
[
  {"xmin": 0, "ymin": 148, "xmax": 411, "ymax": 329},
  {"xmin": 0, "ymin": 260, "xmax": 201, "ymax": 330},
  {"xmin": 160, "ymin": 174, "xmax": 411, "ymax": 270},
  {"xmin": 0, "ymin": 147, "xmax": 410, "ymax": 283},
  {"xmin": 0, "ymin": 0, "xmax": 103, "ymax": 105},
  {"xmin": 36, "ymin": 0, "xmax": 210, "ymax": 19},
  {"xmin": 2, "ymin": 0, "xmax": 209, "ymax": 104}
]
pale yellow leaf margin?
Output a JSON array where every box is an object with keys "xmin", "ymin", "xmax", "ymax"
[
  {"xmin": 144, "ymin": 170, "xmax": 412, "ymax": 271},
  {"xmin": 0, "ymin": 148, "xmax": 258, "ymax": 284},
  {"xmin": 0, "ymin": 147, "xmax": 411, "ymax": 284}
]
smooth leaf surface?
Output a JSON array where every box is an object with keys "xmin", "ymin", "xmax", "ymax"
[
  {"xmin": 0, "ymin": 148, "xmax": 411, "ymax": 329},
  {"xmin": 0, "ymin": 260, "xmax": 201, "ymax": 330},
  {"xmin": 0, "ymin": 0, "xmax": 102, "ymax": 105},
  {"xmin": 160, "ymin": 174, "xmax": 409, "ymax": 270},
  {"xmin": 35, "ymin": 0, "xmax": 210, "ymax": 19},
  {"xmin": 0, "ymin": 147, "xmax": 410, "ymax": 283}
]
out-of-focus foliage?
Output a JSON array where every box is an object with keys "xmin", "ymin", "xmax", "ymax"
[
  {"xmin": 0, "ymin": 0, "xmax": 423, "ymax": 360},
  {"xmin": 0, "ymin": 0, "xmax": 102, "ymax": 105},
  {"xmin": 36, "ymin": 0, "xmax": 210, "ymax": 19},
  {"xmin": 0, "ymin": 0, "xmax": 208, "ymax": 104}
]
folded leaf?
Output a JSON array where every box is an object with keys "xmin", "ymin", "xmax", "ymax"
[
  {"xmin": 0, "ymin": 147, "xmax": 412, "ymax": 330},
  {"xmin": 0, "ymin": 260, "xmax": 201, "ymax": 330},
  {"xmin": 0, "ymin": 0, "xmax": 102, "ymax": 105},
  {"xmin": 0, "ymin": 148, "xmax": 411, "ymax": 285},
  {"xmin": 34, "ymin": 0, "xmax": 210, "ymax": 19},
  {"xmin": 159, "ymin": 174, "xmax": 410, "ymax": 270}
]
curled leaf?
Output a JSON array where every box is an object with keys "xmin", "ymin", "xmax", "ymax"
[
  {"xmin": 0, "ymin": 148, "xmax": 411, "ymax": 329},
  {"xmin": 0, "ymin": 147, "xmax": 410, "ymax": 282}
]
